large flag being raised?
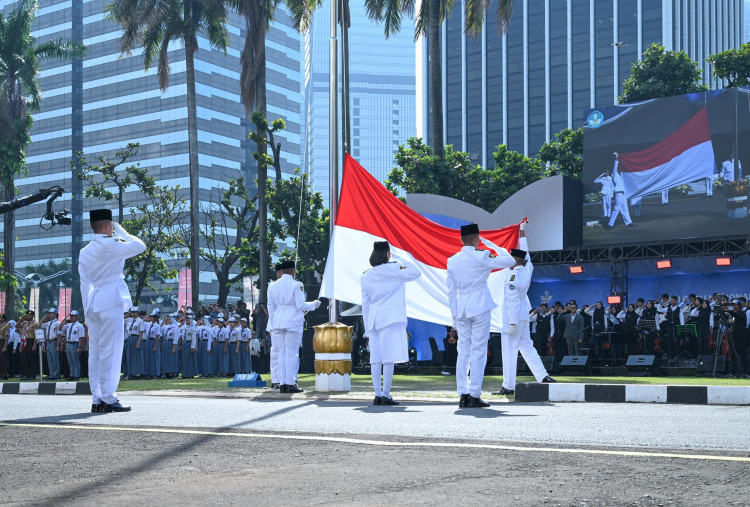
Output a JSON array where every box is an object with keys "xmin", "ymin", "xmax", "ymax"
[
  {"xmin": 618, "ymin": 107, "xmax": 714, "ymax": 200},
  {"xmin": 320, "ymin": 155, "xmax": 520, "ymax": 331}
]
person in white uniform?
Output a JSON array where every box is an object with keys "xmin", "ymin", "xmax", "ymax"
[
  {"xmin": 79, "ymin": 208, "xmax": 145, "ymax": 413},
  {"xmin": 361, "ymin": 241, "xmax": 421, "ymax": 405},
  {"xmin": 267, "ymin": 260, "xmax": 320, "ymax": 393},
  {"xmin": 721, "ymin": 153, "xmax": 741, "ymax": 182},
  {"xmin": 606, "ymin": 153, "xmax": 633, "ymax": 228},
  {"xmin": 447, "ymin": 223, "xmax": 518, "ymax": 408},
  {"xmin": 594, "ymin": 170, "xmax": 613, "ymax": 218},
  {"xmin": 495, "ymin": 221, "xmax": 556, "ymax": 395},
  {"xmin": 40, "ymin": 308, "xmax": 61, "ymax": 380},
  {"xmin": 268, "ymin": 263, "xmax": 282, "ymax": 388},
  {"xmin": 61, "ymin": 311, "xmax": 86, "ymax": 380}
]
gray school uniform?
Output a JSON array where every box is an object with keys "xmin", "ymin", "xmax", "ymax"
[
  {"xmin": 197, "ymin": 325, "xmax": 213, "ymax": 377},
  {"xmin": 180, "ymin": 323, "xmax": 198, "ymax": 379}
]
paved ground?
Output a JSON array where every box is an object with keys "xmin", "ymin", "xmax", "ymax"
[{"xmin": 2, "ymin": 395, "xmax": 750, "ymax": 506}]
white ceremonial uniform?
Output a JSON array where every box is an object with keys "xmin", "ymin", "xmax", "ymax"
[
  {"xmin": 447, "ymin": 241, "xmax": 516, "ymax": 398},
  {"xmin": 61, "ymin": 321, "xmax": 86, "ymax": 378},
  {"xmin": 267, "ymin": 274, "xmax": 318, "ymax": 386},
  {"xmin": 499, "ymin": 237, "xmax": 550, "ymax": 390},
  {"xmin": 79, "ymin": 224, "xmax": 145, "ymax": 405},
  {"xmin": 608, "ymin": 160, "xmax": 633, "ymax": 227},
  {"xmin": 267, "ymin": 280, "xmax": 280, "ymax": 385},
  {"xmin": 41, "ymin": 319, "xmax": 61, "ymax": 379},
  {"xmin": 594, "ymin": 174, "xmax": 613, "ymax": 217},
  {"xmin": 721, "ymin": 158, "xmax": 741, "ymax": 182},
  {"xmin": 361, "ymin": 256, "xmax": 421, "ymax": 364}
]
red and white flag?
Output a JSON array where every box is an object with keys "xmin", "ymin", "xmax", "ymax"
[
  {"xmin": 320, "ymin": 155, "xmax": 520, "ymax": 330},
  {"xmin": 618, "ymin": 107, "xmax": 715, "ymax": 200}
]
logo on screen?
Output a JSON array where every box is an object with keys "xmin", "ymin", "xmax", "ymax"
[{"xmin": 587, "ymin": 110, "xmax": 604, "ymax": 128}]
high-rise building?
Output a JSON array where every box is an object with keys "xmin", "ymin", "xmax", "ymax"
[
  {"xmin": 0, "ymin": 0, "xmax": 302, "ymax": 304},
  {"xmin": 422, "ymin": 0, "xmax": 745, "ymax": 165},
  {"xmin": 303, "ymin": 0, "xmax": 416, "ymax": 205}
]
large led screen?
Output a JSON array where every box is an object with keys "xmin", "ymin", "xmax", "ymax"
[{"xmin": 582, "ymin": 88, "xmax": 749, "ymax": 246}]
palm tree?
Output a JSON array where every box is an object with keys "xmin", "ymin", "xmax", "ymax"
[
  {"xmin": 0, "ymin": 0, "xmax": 84, "ymax": 318},
  {"xmin": 108, "ymin": 0, "xmax": 229, "ymax": 310},
  {"xmin": 366, "ymin": 0, "xmax": 513, "ymax": 160}
]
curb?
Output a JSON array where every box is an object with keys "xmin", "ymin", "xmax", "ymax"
[
  {"xmin": 1, "ymin": 382, "xmax": 91, "ymax": 396},
  {"xmin": 515, "ymin": 383, "xmax": 750, "ymax": 405}
]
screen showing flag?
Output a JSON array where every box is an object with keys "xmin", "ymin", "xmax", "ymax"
[{"xmin": 582, "ymin": 87, "xmax": 749, "ymax": 245}]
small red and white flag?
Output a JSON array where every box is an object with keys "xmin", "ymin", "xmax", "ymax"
[
  {"xmin": 618, "ymin": 107, "xmax": 715, "ymax": 199},
  {"xmin": 320, "ymin": 155, "xmax": 520, "ymax": 330}
]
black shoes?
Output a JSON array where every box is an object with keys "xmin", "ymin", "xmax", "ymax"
[
  {"xmin": 102, "ymin": 401, "xmax": 131, "ymax": 413},
  {"xmin": 280, "ymin": 384, "xmax": 304, "ymax": 394},
  {"xmin": 468, "ymin": 396, "xmax": 490, "ymax": 408},
  {"xmin": 373, "ymin": 396, "xmax": 382, "ymax": 405},
  {"xmin": 271, "ymin": 383, "xmax": 280, "ymax": 390},
  {"xmin": 493, "ymin": 387, "xmax": 515, "ymax": 395},
  {"xmin": 541, "ymin": 376, "xmax": 557, "ymax": 383},
  {"xmin": 91, "ymin": 403, "xmax": 102, "ymax": 413},
  {"xmin": 458, "ymin": 394, "xmax": 469, "ymax": 408},
  {"xmin": 380, "ymin": 396, "xmax": 399, "ymax": 406}
]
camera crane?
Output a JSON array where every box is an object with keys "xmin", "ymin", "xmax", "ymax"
[{"xmin": 0, "ymin": 186, "xmax": 71, "ymax": 229}]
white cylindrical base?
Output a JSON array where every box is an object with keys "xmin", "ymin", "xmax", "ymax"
[{"xmin": 315, "ymin": 373, "xmax": 351, "ymax": 392}]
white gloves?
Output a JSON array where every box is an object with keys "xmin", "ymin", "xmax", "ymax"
[
  {"xmin": 479, "ymin": 236, "xmax": 501, "ymax": 252},
  {"xmin": 520, "ymin": 220, "xmax": 528, "ymax": 231},
  {"xmin": 313, "ymin": 300, "xmax": 321, "ymax": 310}
]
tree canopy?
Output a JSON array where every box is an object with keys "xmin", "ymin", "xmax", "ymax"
[{"xmin": 708, "ymin": 42, "xmax": 750, "ymax": 88}]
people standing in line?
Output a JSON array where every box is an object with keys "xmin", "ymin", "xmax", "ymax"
[
  {"xmin": 267, "ymin": 260, "xmax": 321, "ymax": 394},
  {"xmin": 180, "ymin": 312, "xmax": 198, "ymax": 379},
  {"xmin": 552, "ymin": 303, "xmax": 567, "ymax": 359},
  {"xmin": 442, "ymin": 328, "xmax": 458, "ymax": 373},
  {"xmin": 19, "ymin": 310, "xmax": 38, "ymax": 380},
  {"xmin": 79, "ymin": 209, "xmax": 146, "ymax": 413},
  {"xmin": 216, "ymin": 317, "xmax": 230, "ymax": 377},
  {"xmin": 61, "ymin": 311, "xmax": 86, "ymax": 380},
  {"xmin": 606, "ymin": 152, "xmax": 634, "ymax": 229},
  {"xmin": 530, "ymin": 303, "xmax": 554, "ymax": 358},
  {"xmin": 691, "ymin": 300, "xmax": 713, "ymax": 356},
  {"xmin": 123, "ymin": 308, "xmax": 136, "ymax": 379},
  {"xmin": 659, "ymin": 296, "xmax": 683, "ymax": 359},
  {"xmin": 6, "ymin": 320, "xmax": 21, "ymax": 378},
  {"xmin": 40, "ymin": 308, "xmax": 61, "ymax": 380},
  {"xmin": 249, "ymin": 330, "xmax": 261, "ymax": 373},
  {"xmin": 496, "ymin": 222, "xmax": 556, "ymax": 395},
  {"xmin": 594, "ymin": 170, "xmax": 613, "ymax": 218},
  {"xmin": 161, "ymin": 314, "xmax": 180, "ymax": 378},
  {"xmin": 726, "ymin": 299, "xmax": 747, "ymax": 378},
  {"xmin": 563, "ymin": 303, "xmax": 585, "ymax": 356},
  {"xmin": 195, "ymin": 315, "xmax": 213, "ymax": 378},
  {"xmin": 227, "ymin": 317, "xmax": 240, "ymax": 375},
  {"xmin": 239, "ymin": 318, "xmax": 252, "ymax": 374},
  {"xmin": 447, "ymin": 223, "xmax": 519, "ymax": 409},
  {"xmin": 361, "ymin": 241, "xmax": 421, "ymax": 406},
  {"xmin": 0, "ymin": 314, "xmax": 9, "ymax": 379},
  {"xmin": 143, "ymin": 310, "xmax": 161, "ymax": 378}
]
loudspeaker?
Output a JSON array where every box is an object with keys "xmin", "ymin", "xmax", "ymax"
[
  {"xmin": 626, "ymin": 355, "xmax": 656, "ymax": 376},
  {"xmin": 541, "ymin": 355, "xmax": 558, "ymax": 374},
  {"xmin": 697, "ymin": 355, "xmax": 727, "ymax": 374},
  {"xmin": 560, "ymin": 355, "xmax": 590, "ymax": 374}
]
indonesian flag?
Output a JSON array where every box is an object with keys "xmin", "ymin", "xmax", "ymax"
[
  {"xmin": 618, "ymin": 107, "xmax": 715, "ymax": 200},
  {"xmin": 320, "ymin": 155, "xmax": 520, "ymax": 331}
]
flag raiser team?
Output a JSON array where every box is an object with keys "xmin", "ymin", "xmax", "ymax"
[{"xmin": 80, "ymin": 208, "xmax": 551, "ymax": 412}]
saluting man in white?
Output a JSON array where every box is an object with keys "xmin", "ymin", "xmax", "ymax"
[
  {"xmin": 267, "ymin": 260, "xmax": 321, "ymax": 393},
  {"xmin": 361, "ymin": 241, "xmax": 421, "ymax": 406},
  {"xmin": 495, "ymin": 220, "xmax": 556, "ymax": 396},
  {"xmin": 447, "ymin": 223, "xmax": 519, "ymax": 408},
  {"xmin": 79, "ymin": 209, "xmax": 145, "ymax": 413}
]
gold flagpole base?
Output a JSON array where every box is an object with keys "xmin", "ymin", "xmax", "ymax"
[{"xmin": 313, "ymin": 321, "xmax": 353, "ymax": 392}]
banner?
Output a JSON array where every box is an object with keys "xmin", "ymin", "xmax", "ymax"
[
  {"xmin": 243, "ymin": 276, "xmax": 259, "ymax": 310},
  {"xmin": 321, "ymin": 154, "xmax": 520, "ymax": 331},
  {"xmin": 58, "ymin": 287, "xmax": 72, "ymax": 322},
  {"xmin": 178, "ymin": 268, "xmax": 192, "ymax": 309}
]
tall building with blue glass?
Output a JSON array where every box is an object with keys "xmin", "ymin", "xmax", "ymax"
[
  {"xmin": 423, "ymin": 0, "xmax": 745, "ymax": 166},
  {"xmin": 303, "ymin": 0, "xmax": 416, "ymax": 205},
  {"xmin": 0, "ymin": 0, "xmax": 302, "ymax": 304}
]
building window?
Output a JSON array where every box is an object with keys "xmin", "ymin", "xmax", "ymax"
[{"xmin": 354, "ymin": 98, "xmax": 360, "ymax": 105}]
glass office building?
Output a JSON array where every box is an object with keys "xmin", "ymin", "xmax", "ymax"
[
  {"xmin": 423, "ymin": 0, "xmax": 745, "ymax": 166},
  {"xmin": 0, "ymin": 0, "xmax": 302, "ymax": 303},
  {"xmin": 303, "ymin": 0, "xmax": 416, "ymax": 204}
]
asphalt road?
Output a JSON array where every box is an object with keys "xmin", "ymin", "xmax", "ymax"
[{"xmin": 2, "ymin": 395, "xmax": 750, "ymax": 506}]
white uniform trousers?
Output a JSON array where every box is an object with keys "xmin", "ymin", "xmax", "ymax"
[
  {"xmin": 273, "ymin": 328, "xmax": 303, "ymax": 385},
  {"xmin": 602, "ymin": 194, "xmax": 612, "ymax": 217},
  {"xmin": 455, "ymin": 310, "xmax": 492, "ymax": 398},
  {"xmin": 501, "ymin": 320, "xmax": 549, "ymax": 390},
  {"xmin": 270, "ymin": 335, "xmax": 280, "ymax": 384},
  {"xmin": 87, "ymin": 306, "xmax": 125, "ymax": 404},
  {"xmin": 608, "ymin": 192, "xmax": 632, "ymax": 226}
]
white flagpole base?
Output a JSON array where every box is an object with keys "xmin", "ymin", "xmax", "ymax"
[{"xmin": 315, "ymin": 373, "xmax": 351, "ymax": 392}]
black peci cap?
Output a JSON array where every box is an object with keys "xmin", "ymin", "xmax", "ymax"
[
  {"xmin": 280, "ymin": 260, "xmax": 295, "ymax": 270},
  {"xmin": 90, "ymin": 209, "xmax": 113, "ymax": 222},
  {"xmin": 460, "ymin": 223, "xmax": 480, "ymax": 236},
  {"xmin": 275, "ymin": 263, "xmax": 283, "ymax": 272},
  {"xmin": 510, "ymin": 249, "xmax": 527, "ymax": 258},
  {"xmin": 373, "ymin": 241, "xmax": 390, "ymax": 252}
]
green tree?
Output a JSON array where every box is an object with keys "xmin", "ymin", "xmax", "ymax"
[
  {"xmin": 74, "ymin": 142, "xmax": 155, "ymax": 222},
  {"xmin": 619, "ymin": 43, "xmax": 708, "ymax": 104},
  {"xmin": 538, "ymin": 127, "xmax": 583, "ymax": 180},
  {"xmin": 707, "ymin": 42, "xmax": 750, "ymax": 88},
  {"xmin": 122, "ymin": 184, "xmax": 188, "ymax": 305},
  {"xmin": 22, "ymin": 259, "xmax": 75, "ymax": 312},
  {"xmin": 0, "ymin": 0, "xmax": 84, "ymax": 318},
  {"xmin": 107, "ymin": 0, "xmax": 229, "ymax": 309}
]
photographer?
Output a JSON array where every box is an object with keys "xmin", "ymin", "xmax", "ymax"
[{"xmin": 722, "ymin": 300, "xmax": 747, "ymax": 378}]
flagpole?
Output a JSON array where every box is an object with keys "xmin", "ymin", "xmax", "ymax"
[{"xmin": 328, "ymin": 0, "xmax": 339, "ymax": 323}]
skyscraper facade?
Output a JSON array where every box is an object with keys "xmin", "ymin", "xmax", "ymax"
[
  {"xmin": 422, "ymin": 0, "xmax": 745, "ymax": 166},
  {"xmin": 303, "ymin": 0, "xmax": 416, "ymax": 205},
  {"xmin": 0, "ymin": 0, "xmax": 302, "ymax": 304}
]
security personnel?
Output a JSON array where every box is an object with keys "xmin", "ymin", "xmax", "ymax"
[
  {"xmin": 79, "ymin": 208, "xmax": 145, "ymax": 413},
  {"xmin": 180, "ymin": 312, "xmax": 198, "ymax": 379},
  {"xmin": 267, "ymin": 260, "xmax": 320, "ymax": 393},
  {"xmin": 495, "ymin": 221, "xmax": 556, "ymax": 395},
  {"xmin": 61, "ymin": 311, "xmax": 86, "ymax": 380},
  {"xmin": 228, "ymin": 317, "xmax": 241, "ymax": 375},
  {"xmin": 0, "ymin": 313, "xmax": 9, "ymax": 379},
  {"xmin": 447, "ymin": 223, "xmax": 518, "ymax": 408},
  {"xmin": 161, "ymin": 314, "xmax": 180, "ymax": 378},
  {"xmin": 196, "ymin": 315, "xmax": 213, "ymax": 377},
  {"xmin": 361, "ymin": 241, "xmax": 421, "ymax": 405},
  {"xmin": 40, "ymin": 308, "xmax": 61, "ymax": 380}
]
